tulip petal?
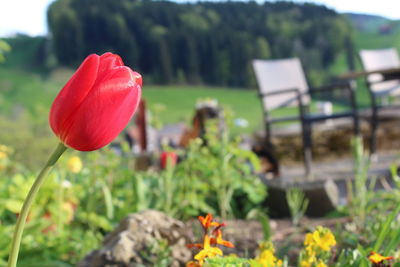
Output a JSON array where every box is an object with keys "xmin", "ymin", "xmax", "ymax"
[
  {"xmin": 96, "ymin": 53, "xmax": 124, "ymax": 79},
  {"xmin": 63, "ymin": 66, "xmax": 141, "ymax": 151},
  {"xmin": 50, "ymin": 54, "xmax": 100, "ymax": 137}
]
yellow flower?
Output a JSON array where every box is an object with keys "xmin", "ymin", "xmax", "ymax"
[
  {"xmin": 194, "ymin": 235, "xmax": 222, "ymax": 265},
  {"xmin": 304, "ymin": 227, "xmax": 336, "ymax": 252},
  {"xmin": 67, "ymin": 156, "xmax": 82, "ymax": 173},
  {"xmin": 315, "ymin": 260, "xmax": 328, "ymax": 267},
  {"xmin": 0, "ymin": 144, "xmax": 11, "ymax": 153},
  {"xmin": 255, "ymin": 242, "xmax": 283, "ymax": 267},
  {"xmin": 0, "ymin": 151, "xmax": 7, "ymax": 160},
  {"xmin": 300, "ymin": 259, "xmax": 312, "ymax": 267},
  {"xmin": 300, "ymin": 253, "xmax": 316, "ymax": 267},
  {"xmin": 258, "ymin": 250, "xmax": 276, "ymax": 266},
  {"xmin": 304, "ymin": 233, "xmax": 314, "ymax": 247},
  {"xmin": 313, "ymin": 227, "xmax": 336, "ymax": 251}
]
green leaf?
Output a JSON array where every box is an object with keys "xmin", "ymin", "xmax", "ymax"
[{"xmin": 4, "ymin": 199, "xmax": 24, "ymax": 213}]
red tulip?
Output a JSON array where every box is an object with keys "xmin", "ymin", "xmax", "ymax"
[
  {"xmin": 49, "ymin": 52, "xmax": 142, "ymax": 151},
  {"xmin": 160, "ymin": 151, "xmax": 178, "ymax": 169}
]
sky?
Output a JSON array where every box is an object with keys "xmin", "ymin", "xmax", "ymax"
[{"xmin": 0, "ymin": 0, "xmax": 399, "ymax": 37}]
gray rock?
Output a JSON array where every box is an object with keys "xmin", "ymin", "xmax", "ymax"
[{"xmin": 77, "ymin": 210, "xmax": 192, "ymax": 267}]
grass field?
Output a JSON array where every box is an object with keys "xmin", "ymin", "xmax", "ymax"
[{"xmin": 143, "ymin": 85, "xmax": 264, "ymax": 133}]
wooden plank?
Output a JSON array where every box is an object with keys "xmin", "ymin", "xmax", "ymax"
[{"xmin": 339, "ymin": 67, "xmax": 400, "ymax": 80}]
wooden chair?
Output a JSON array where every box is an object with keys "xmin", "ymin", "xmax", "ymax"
[
  {"xmin": 359, "ymin": 48, "xmax": 400, "ymax": 154},
  {"xmin": 252, "ymin": 58, "xmax": 359, "ymax": 175}
]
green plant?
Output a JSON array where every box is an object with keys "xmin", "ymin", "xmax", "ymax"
[
  {"xmin": 204, "ymin": 256, "xmax": 250, "ymax": 266},
  {"xmin": 137, "ymin": 239, "xmax": 172, "ymax": 267},
  {"xmin": 347, "ymin": 135, "xmax": 370, "ymax": 229},
  {"xmin": 286, "ymin": 188, "xmax": 309, "ymax": 226},
  {"xmin": 171, "ymin": 107, "xmax": 266, "ymax": 219}
]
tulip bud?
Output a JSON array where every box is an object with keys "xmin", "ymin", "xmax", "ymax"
[
  {"xmin": 160, "ymin": 151, "xmax": 178, "ymax": 169},
  {"xmin": 49, "ymin": 53, "xmax": 142, "ymax": 151}
]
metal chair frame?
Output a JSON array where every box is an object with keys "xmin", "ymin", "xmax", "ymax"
[
  {"xmin": 253, "ymin": 58, "xmax": 360, "ymax": 175},
  {"xmin": 359, "ymin": 48, "xmax": 400, "ymax": 154}
]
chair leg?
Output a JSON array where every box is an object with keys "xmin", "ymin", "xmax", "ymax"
[
  {"xmin": 264, "ymin": 121, "xmax": 280, "ymax": 176},
  {"xmin": 302, "ymin": 122, "xmax": 313, "ymax": 176},
  {"xmin": 370, "ymin": 107, "xmax": 378, "ymax": 155}
]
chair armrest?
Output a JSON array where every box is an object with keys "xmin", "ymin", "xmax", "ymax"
[{"xmin": 308, "ymin": 80, "xmax": 355, "ymax": 95}]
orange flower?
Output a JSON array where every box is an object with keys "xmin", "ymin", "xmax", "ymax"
[
  {"xmin": 187, "ymin": 243, "xmax": 203, "ymax": 249},
  {"xmin": 186, "ymin": 261, "xmax": 201, "ymax": 267},
  {"xmin": 187, "ymin": 214, "xmax": 235, "ymax": 266},
  {"xmin": 210, "ymin": 229, "xmax": 234, "ymax": 248},
  {"xmin": 369, "ymin": 252, "xmax": 394, "ymax": 264},
  {"xmin": 198, "ymin": 214, "xmax": 220, "ymax": 229}
]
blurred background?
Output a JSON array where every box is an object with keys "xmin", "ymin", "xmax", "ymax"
[
  {"xmin": 1, "ymin": 1, "xmax": 400, "ymax": 265},
  {"xmin": 0, "ymin": 0, "xmax": 399, "ymax": 167}
]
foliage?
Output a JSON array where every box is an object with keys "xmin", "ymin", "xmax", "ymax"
[
  {"xmin": 0, "ymin": 39, "xmax": 11, "ymax": 64},
  {"xmin": 0, "ymin": 111, "xmax": 58, "ymax": 170},
  {"xmin": 191, "ymin": 222, "xmax": 398, "ymax": 266},
  {"xmin": 0, "ymin": 107, "xmax": 266, "ymax": 264},
  {"xmin": 170, "ymin": 112, "xmax": 266, "ymax": 219},
  {"xmin": 331, "ymin": 136, "xmax": 400, "ymax": 266},
  {"xmin": 286, "ymin": 188, "xmax": 309, "ymax": 227},
  {"xmin": 347, "ymin": 136, "xmax": 370, "ymax": 227},
  {"xmin": 47, "ymin": 0, "xmax": 353, "ymax": 87}
]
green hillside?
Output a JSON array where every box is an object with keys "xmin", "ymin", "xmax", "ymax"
[{"xmin": 346, "ymin": 13, "xmax": 391, "ymax": 33}]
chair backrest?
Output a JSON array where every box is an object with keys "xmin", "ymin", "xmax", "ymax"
[
  {"xmin": 252, "ymin": 58, "xmax": 310, "ymax": 111},
  {"xmin": 359, "ymin": 48, "xmax": 400, "ymax": 94}
]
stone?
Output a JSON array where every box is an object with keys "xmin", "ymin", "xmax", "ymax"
[{"xmin": 77, "ymin": 210, "xmax": 192, "ymax": 267}]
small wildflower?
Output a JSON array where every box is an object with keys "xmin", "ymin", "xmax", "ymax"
[
  {"xmin": 300, "ymin": 259, "xmax": 312, "ymax": 267},
  {"xmin": 0, "ymin": 144, "xmax": 12, "ymax": 154},
  {"xmin": 315, "ymin": 260, "xmax": 328, "ymax": 267},
  {"xmin": 300, "ymin": 253, "xmax": 317, "ymax": 267},
  {"xmin": 210, "ymin": 229, "xmax": 234, "ymax": 248},
  {"xmin": 186, "ymin": 261, "xmax": 201, "ymax": 267},
  {"xmin": 198, "ymin": 213, "xmax": 220, "ymax": 230},
  {"xmin": 312, "ymin": 227, "xmax": 336, "ymax": 251},
  {"xmin": 300, "ymin": 226, "xmax": 336, "ymax": 267},
  {"xmin": 62, "ymin": 180, "xmax": 72, "ymax": 188},
  {"xmin": 369, "ymin": 252, "xmax": 394, "ymax": 265},
  {"xmin": 194, "ymin": 235, "xmax": 223, "ymax": 265},
  {"xmin": 253, "ymin": 241, "xmax": 283, "ymax": 267},
  {"xmin": 303, "ymin": 226, "xmax": 336, "ymax": 252},
  {"xmin": 67, "ymin": 156, "xmax": 83, "ymax": 173},
  {"xmin": 187, "ymin": 214, "xmax": 234, "ymax": 266}
]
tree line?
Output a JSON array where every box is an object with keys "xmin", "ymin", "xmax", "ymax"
[{"xmin": 47, "ymin": 0, "xmax": 353, "ymax": 87}]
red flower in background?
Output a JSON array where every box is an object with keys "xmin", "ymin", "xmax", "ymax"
[
  {"xmin": 49, "ymin": 52, "xmax": 142, "ymax": 151},
  {"xmin": 160, "ymin": 151, "xmax": 178, "ymax": 169}
]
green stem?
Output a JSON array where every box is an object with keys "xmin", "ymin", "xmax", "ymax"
[{"xmin": 7, "ymin": 142, "xmax": 67, "ymax": 267}]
